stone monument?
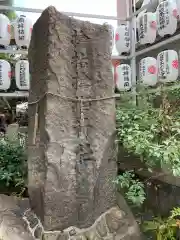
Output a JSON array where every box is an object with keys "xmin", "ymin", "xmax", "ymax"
[{"xmin": 27, "ymin": 7, "xmax": 141, "ymax": 240}]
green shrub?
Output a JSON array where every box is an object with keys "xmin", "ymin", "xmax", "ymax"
[
  {"xmin": 116, "ymin": 103, "xmax": 180, "ymax": 175},
  {"xmin": 114, "ymin": 171, "xmax": 146, "ymax": 206},
  {"xmin": 0, "ymin": 139, "xmax": 27, "ymax": 193},
  {"xmin": 115, "ymin": 88, "xmax": 180, "ymax": 206},
  {"xmin": 143, "ymin": 207, "xmax": 180, "ymax": 240}
]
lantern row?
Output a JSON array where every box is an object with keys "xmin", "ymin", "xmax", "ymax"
[
  {"xmin": 115, "ymin": 0, "xmax": 180, "ymax": 55},
  {"xmin": 0, "ymin": 60, "xmax": 29, "ymax": 91},
  {"xmin": 113, "ymin": 49, "xmax": 179, "ymax": 91},
  {"xmin": 1, "ymin": 1, "xmax": 179, "ymax": 53},
  {"xmin": 0, "ymin": 14, "xmax": 32, "ymax": 48},
  {"xmin": 0, "ymin": 13, "xmax": 130, "ymax": 60}
]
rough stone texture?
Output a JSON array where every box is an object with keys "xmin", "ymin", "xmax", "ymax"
[
  {"xmin": 0, "ymin": 194, "xmax": 141, "ymax": 240},
  {"xmin": 0, "ymin": 194, "xmax": 34, "ymax": 240},
  {"xmin": 6, "ymin": 123, "xmax": 19, "ymax": 141},
  {"xmin": 28, "ymin": 6, "xmax": 116, "ymax": 231},
  {"xmin": 42, "ymin": 207, "xmax": 141, "ymax": 240},
  {"xmin": 23, "ymin": 208, "xmax": 44, "ymax": 239},
  {"xmin": 0, "ymin": 195, "xmax": 44, "ymax": 239}
]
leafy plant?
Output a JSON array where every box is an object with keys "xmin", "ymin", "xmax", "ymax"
[
  {"xmin": 0, "ymin": 138, "xmax": 27, "ymax": 193},
  {"xmin": 143, "ymin": 207, "xmax": 180, "ymax": 240},
  {"xmin": 114, "ymin": 171, "xmax": 146, "ymax": 206},
  {"xmin": 116, "ymin": 92, "xmax": 180, "ymax": 176},
  {"xmin": 116, "ymin": 88, "xmax": 180, "ymax": 207}
]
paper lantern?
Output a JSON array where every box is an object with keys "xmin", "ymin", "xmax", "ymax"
[
  {"xmin": 157, "ymin": 50, "xmax": 179, "ymax": 82},
  {"xmin": 156, "ymin": 0, "xmax": 178, "ymax": 37},
  {"xmin": 0, "ymin": 14, "xmax": 11, "ymax": 46},
  {"xmin": 115, "ymin": 24, "xmax": 130, "ymax": 55},
  {"xmin": 137, "ymin": 12, "xmax": 157, "ymax": 45},
  {"xmin": 139, "ymin": 57, "xmax": 157, "ymax": 86},
  {"xmin": 0, "ymin": 60, "xmax": 11, "ymax": 91},
  {"xmin": 115, "ymin": 64, "xmax": 132, "ymax": 91},
  {"xmin": 15, "ymin": 60, "xmax": 29, "ymax": 90},
  {"xmin": 141, "ymin": 0, "xmax": 159, "ymax": 12},
  {"xmin": 14, "ymin": 15, "xmax": 32, "ymax": 47}
]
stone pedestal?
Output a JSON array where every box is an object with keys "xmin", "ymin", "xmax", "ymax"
[
  {"xmin": 42, "ymin": 207, "xmax": 141, "ymax": 240},
  {"xmin": 28, "ymin": 6, "xmax": 116, "ymax": 231}
]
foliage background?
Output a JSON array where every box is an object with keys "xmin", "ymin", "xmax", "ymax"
[
  {"xmin": 116, "ymin": 88, "xmax": 180, "ymax": 205},
  {"xmin": 0, "ymin": 138, "xmax": 27, "ymax": 194}
]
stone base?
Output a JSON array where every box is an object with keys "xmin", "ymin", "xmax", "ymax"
[
  {"xmin": 0, "ymin": 195, "xmax": 141, "ymax": 240},
  {"xmin": 0, "ymin": 195, "xmax": 34, "ymax": 240},
  {"xmin": 42, "ymin": 207, "xmax": 141, "ymax": 240}
]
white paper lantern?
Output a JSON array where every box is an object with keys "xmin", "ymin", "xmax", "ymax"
[
  {"xmin": 157, "ymin": 50, "xmax": 179, "ymax": 82},
  {"xmin": 141, "ymin": 0, "xmax": 159, "ymax": 12},
  {"xmin": 14, "ymin": 15, "xmax": 32, "ymax": 48},
  {"xmin": 159, "ymin": 0, "xmax": 180, "ymax": 18},
  {"xmin": 15, "ymin": 60, "xmax": 29, "ymax": 90},
  {"xmin": 115, "ymin": 64, "xmax": 132, "ymax": 91},
  {"xmin": 115, "ymin": 24, "xmax": 130, "ymax": 55},
  {"xmin": 0, "ymin": 60, "xmax": 11, "ymax": 91},
  {"xmin": 156, "ymin": 0, "xmax": 178, "ymax": 37},
  {"xmin": 139, "ymin": 57, "xmax": 157, "ymax": 86},
  {"xmin": 0, "ymin": 14, "xmax": 11, "ymax": 46},
  {"xmin": 137, "ymin": 12, "xmax": 157, "ymax": 45}
]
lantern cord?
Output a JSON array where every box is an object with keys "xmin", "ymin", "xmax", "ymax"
[
  {"xmin": 28, "ymin": 91, "xmax": 116, "ymax": 105},
  {"xmin": 28, "ymin": 92, "xmax": 116, "ymax": 145}
]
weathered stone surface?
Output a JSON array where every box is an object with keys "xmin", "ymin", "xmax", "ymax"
[
  {"xmin": 42, "ymin": 231, "xmax": 68, "ymax": 240},
  {"xmin": 64, "ymin": 227, "xmax": 80, "ymax": 236},
  {"xmin": 6, "ymin": 123, "xmax": 19, "ymax": 141},
  {"xmin": 24, "ymin": 209, "xmax": 39, "ymax": 229},
  {"xmin": 28, "ymin": 6, "xmax": 116, "ymax": 231},
  {"xmin": 42, "ymin": 206, "xmax": 141, "ymax": 240},
  {"xmin": 95, "ymin": 218, "xmax": 107, "ymax": 237},
  {"xmin": 0, "ymin": 194, "xmax": 35, "ymax": 240},
  {"xmin": 34, "ymin": 226, "xmax": 43, "ymax": 238},
  {"xmin": 23, "ymin": 208, "xmax": 45, "ymax": 239},
  {"xmin": 105, "ymin": 207, "xmax": 125, "ymax": 233},
  {"xmin": 70, "ymin": 235, "xmax": 87, "ymax": 240}
]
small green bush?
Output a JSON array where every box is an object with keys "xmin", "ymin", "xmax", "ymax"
[
  {"xmin": 0, "ymin": 139, "xmax": 27, "ymax": 193},
  {"xmin": 143, "ymin": 207, "xmax": 180, "ymax": 240},
  {"xmin": 116, "ymin": 104, "xmax": 180, "ymax": 175},
  {"xmin": 114, "ymin": 171, "xmax": 146, "ymax": 206},
  {"xmin": 115, "ymin": 88, "xmax": 180, "ymax": 206}
]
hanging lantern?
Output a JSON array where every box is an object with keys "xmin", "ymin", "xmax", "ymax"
[
  {"xmin": 141, "ymin": 0, "xmax": 159, "ymax": 12},
  {"xmin": 139, "ymin": 57, "xmax": 157, "ymax": 86},
  {"xmin": 0, "ymin": 14, "xmax": 11, "ymax": 46},
  {"xmin": 161, "ymin": 0, "xmax": 180, "ymax": 18},
  {"xmin": 157, "ymin": 50, "xmax": 179, "ymax": 83},
  {"xmin": 159, "ymin": 0, "xmax": 180, "ymax": 17},
  {"xmin": 137, "ymin": 12, "xmax": 157, "ymax": 45},
  {"xmin": 15, "ymin": 60, "xmax": 29, "ymax": 90},
  {"xmin": 115, "ymin": 64, "xmax": 132, "ymax": 91},
  {"xmin": 115, "ymin": 24, "xmax": 130, "ymax": 55},
  {"xmin": 0, "ymin": 60, "xmax": 11, "ymax": 91},
  {"xmin": 14, "ymin": 15, "xmax": 33, "ymax": 48},
  {"xmin": 156, "ymin": 0, "xmax": 178, "ymax": 37}
]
